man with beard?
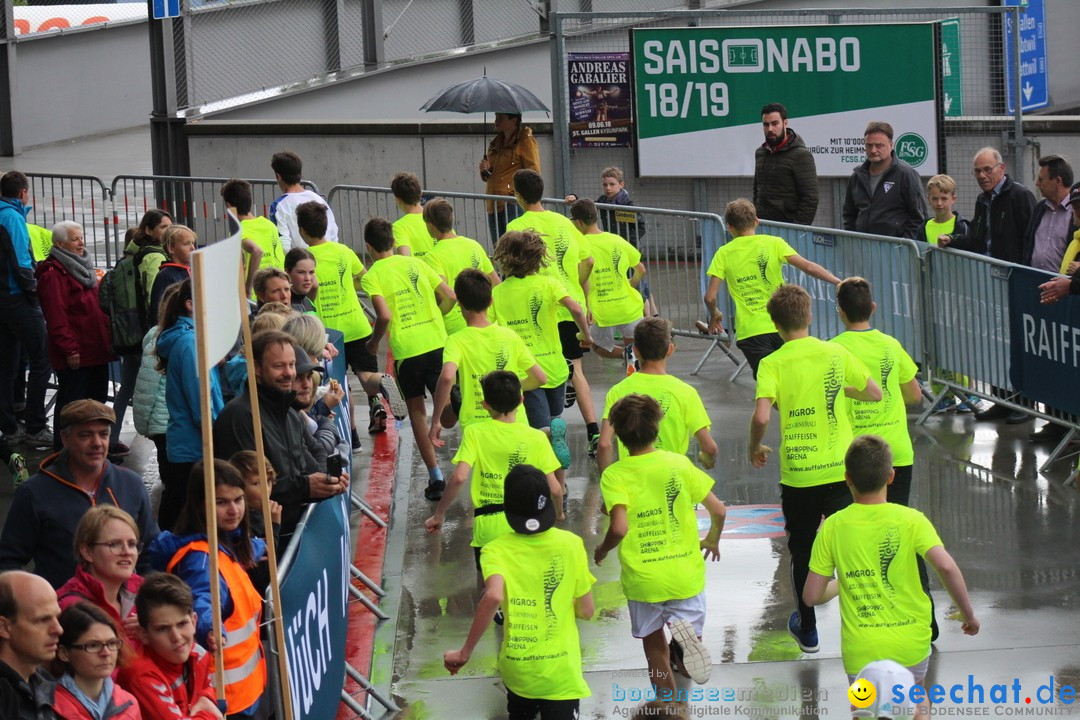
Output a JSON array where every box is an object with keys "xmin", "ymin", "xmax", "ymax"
[{"xmin": 753, "ymin": 103, "xmax": 819, "ymax": 226}]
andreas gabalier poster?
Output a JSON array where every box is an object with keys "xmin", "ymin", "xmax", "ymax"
[{"xmin": 568, "ymin": 52, "xmax": 633, "ymax": 148}]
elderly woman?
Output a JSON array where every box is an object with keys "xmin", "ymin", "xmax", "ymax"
[
  {"xmin": 479, "ymin": 112, "xmax": 541, "ymax": 244},
  {"xmin": 36, "ymin": 221, "xmax": 114, "ymax": 447}
]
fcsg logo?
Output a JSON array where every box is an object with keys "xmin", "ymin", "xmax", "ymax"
[{"xmin": 896, "ymin": 133, "xmax": 929, "ymax": 167}]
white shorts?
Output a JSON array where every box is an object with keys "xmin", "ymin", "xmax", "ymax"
[
  {"xmin": 627, "ymin": 592, "xmax": 706, "ymax": 638},
  {"xmin": 590, "ymin": 319, "xmax": 641, "ymax": 353},
  {"xmin": 847, "ymin": 655, "xmax": 929, "ymax": 686}
]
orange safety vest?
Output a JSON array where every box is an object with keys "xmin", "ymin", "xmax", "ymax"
[{"xmin": 168, "ymin": 540, "xmax": 267, "ymax": 713}]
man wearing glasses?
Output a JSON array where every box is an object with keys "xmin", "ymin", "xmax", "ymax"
[
  {"xmin": 0, "ymin": 570, "xmax": 62, "ymax": 720},
  {"xmin": 0, "ymin": 400, "xmax": 158, "ymax": 589}
]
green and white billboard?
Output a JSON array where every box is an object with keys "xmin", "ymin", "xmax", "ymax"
[{"xmin": 632, "ymin": 24, "xmax": 939, "ymax": 177}]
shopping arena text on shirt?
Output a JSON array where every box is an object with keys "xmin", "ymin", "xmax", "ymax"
[{"xmin": 891, "ymin": 676, "xmax": 1077, "ymax": 712}]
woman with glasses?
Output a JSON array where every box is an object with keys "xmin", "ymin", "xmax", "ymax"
[
  {"xmin": 58, "ymin": 506, "xmax": 145, "ymax": 653},
  {"xmin": 51, "ymin": 602, "xmax": 141, "ymax": 719}
]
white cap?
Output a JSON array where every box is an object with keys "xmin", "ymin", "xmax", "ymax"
[{"xmin": 857, "ymin": 660, "xmax": 917, "ymax": 719}]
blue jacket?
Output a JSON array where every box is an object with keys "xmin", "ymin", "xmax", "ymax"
[
  {"xmin": 157, "ymin": 316, "xmax": 224, "ymax": 463},
  {"xmin": 0, "ymin": 197, "xmax": 34, "ymax": 298},
  {"xmin": 149, "ymin": 529, "xmax": 266, "ymax": 648},
  {"xmin": 0, "ymin": 451, "xmax": 159, "ymax": 588}
]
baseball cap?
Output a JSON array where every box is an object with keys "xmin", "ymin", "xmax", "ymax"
[
  {"xmin": 293, "ymin": 344, "xmax": 320, "ymax": 376},
  {"xmin": 1069, "ymin": 181, "xmax": 1080, "ymax": 206},
  {"xmin": 503, "ymin": 464, "xmax": 555, "ymax": 535},
  {"xmin": 856, "ymin": 660, "xmax": 917, "ymax": 719},
  {"xmin": 58, "ymin": 399, "xmax": 116, "ymax": 429}
]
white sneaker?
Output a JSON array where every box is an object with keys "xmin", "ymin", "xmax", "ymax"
[
  {"xmin": 23, "ymin": 427, "xmax": 54, "ymax": 449},
  {"xmin": 669, "ymin": 619, "xmax": 711, "ymax": 684}
]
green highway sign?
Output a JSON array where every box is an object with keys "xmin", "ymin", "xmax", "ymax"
[{"xmin": 940, "ymin": 19, "xmax": 963, "ymax": 117}]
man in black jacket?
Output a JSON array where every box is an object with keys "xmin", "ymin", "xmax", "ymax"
[
  {"xmin": 0, "ymin": 571, "xmax": 59, "ymax": 720},
  {"xmin": 842, "ymin": 121, "xmax": 928, "ymax": 241},
  {"xmin": 213, "ymin": 330, "xmax": 346, "ymax": 539},
  {"xmin": 753, "ymin": 103, "xmax": 819, "ymax": 225}
]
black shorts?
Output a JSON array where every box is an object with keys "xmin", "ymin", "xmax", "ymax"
[
  {"xmin": 736, "ymin": 332, "xmax": 783, "ymax": 379},
  {"xmin": 394, "ymin": 347, "xmax": 442, "ymax": 400},
  {"xmin": 506, "ymin": 689, "xmax": 580, "ymax": 720},
  {"xmin": 344, "ymin": 336, "xmax": 379, "ymax": 376},
  {"xmin": 558, "ymin": 320, "xmax": 586, "ymax": 361}
]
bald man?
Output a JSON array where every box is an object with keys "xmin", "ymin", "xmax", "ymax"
[{"xmin": 0, "ymin": 570, "xmax": 61, "ymax": 719}]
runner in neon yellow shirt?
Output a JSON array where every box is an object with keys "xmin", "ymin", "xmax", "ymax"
[
  {"xmin": 429, "ymin": 269, "xmax": 545, "ymax": 447},
  {"xmin": 444, "ymin": 464, "xmax": 595, "ymax": 717},
  {"xmin": 506, "ymin": 169, "xmax": 602, "ymax": 456},
  {"xmin": 362, "ymin": 217, "xmax": 456, "ymax": 500},
  {"xmin": 598, "ymin": 317, "xmax": 716, "ymax": 472},
  {"xmin": 595, "ymin": 393, "xmax": 726, "ymax": 692},
  {"xmin": 391, "ymin": 172, "xmax": 434, "ymax": 257},
  {"xmin": 222, "ymin": 179, "xmax": 284, "ymax": 298},
  {"xmin": 704, "ymin": 199, "xmax": 840, "ymax": 378},
  {"xmin": 27, "ymin": 223, "xmax": 52, "ymax": 263},
  {"xmin": 804, "ymin": 435, "xmax": 978, "ymax": 681},
  {"xmin": 419, "ymin": 198, "xmax": 500, "ymax": 335},
  {"xmin": 748, "ymin": 284, "xmax": 881, "ymax": 656}
]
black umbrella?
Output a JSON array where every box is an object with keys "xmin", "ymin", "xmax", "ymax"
[{"xmin": 419, "ymin": 75, "xmax": 550, "ymax": 115}]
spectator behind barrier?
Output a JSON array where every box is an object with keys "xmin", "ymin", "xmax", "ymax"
[
  {"xmin": 51, "ymin": 603, "xmax": 139, "ymax": 719},
  {"xmin": 0, "ymin": 570, "xmax": 62, "ymax": 719}
]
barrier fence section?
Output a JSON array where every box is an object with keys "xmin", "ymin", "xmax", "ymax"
[{"xmin": 26, "ymin": 174, "xmax": 113, "ymax": 267}]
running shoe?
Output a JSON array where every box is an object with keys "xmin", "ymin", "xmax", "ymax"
[
  {"xmin": 787, "ymin": 611, "xmax": 819, "ymax": 653},
  {"xmin": 23, "ymin": 427, "xmax": 54, "ymax": 449},
  {"xmin": 8, "ymin": 452, "xmax": 28, "ymax": 488},
  {"xmin": 669, "ymin": 619, "xmax": 712, "ymax": 684},
  {"xmin": 368, "ymin": 401, "xmax": 388, "ymax": 433},
  {"xmin": 550, "ymin": 418, "xmax": 571, "ymax": 469},
  {"xmin": 379, "ymin": 374, "xmax": 408, "ymax": 420},
  {"xmin": 351, "ymin": 427, "xmax": 363, "ymax": 453},
  {"xmin": 108, "ymin": 441, "xmax": 130, "ymax": 457}
]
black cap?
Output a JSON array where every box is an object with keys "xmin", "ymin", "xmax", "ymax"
[
  {"xmin": 293, "ymin": 344, "xmax": 320, "ymax": 376},
  {"xmin": 503, "ymin": 465, "xmax": 555, "ymax": 535},
  {"xmin": 1070, "ymin": 181, "xmax": 1080, "ymax": 207}
]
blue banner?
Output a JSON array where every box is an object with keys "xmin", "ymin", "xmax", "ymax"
[{"xmin": 1009, "ymin": 267, "xmax": 1080, "ymax": 416}]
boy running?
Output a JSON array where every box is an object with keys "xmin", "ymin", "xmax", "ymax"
[
  {"xmin": 804, "ymin": 436, "xmax": 979, "ymax": 685},
  {"xmin": 595, "ymin": 393, "xmax": 726, "ymax": 692},
  {"xmin": 444, "ymin": 464, "xmax": 595, "ymax": 720},
  {"xmin": 748, "ymin": 283, "xmax": 881, "ymax": 654},
  {"xmin": 269, "ymin": 150, "xmax": 338, "ymax": 249},
  {"xmin": 362, "ymin": 217, "xmax": 456, "ymax": 500},
  {"xmin": 597, "ymin": 317, "xmax": 717, "ymax": 473},
  {"xmin": 391, "ymin": 172, "xmax": 433, "ymax": 258},
  {"xmin": 703, "ymin": 198, "xmax": 840, "ymax": 377},
  {"xmin": 222, "ymin": 179, "xmax": 284, "ymax": 298}
]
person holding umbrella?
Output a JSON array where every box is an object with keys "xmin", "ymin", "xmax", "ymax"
[{"xmin": 480, "ymin": 113, "xmax": 541, "ymax": 244}]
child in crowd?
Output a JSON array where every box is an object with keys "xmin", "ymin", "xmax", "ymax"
[
  {"xmin": 361, "ymin": 217, "xmax": 457, "ymax": 500},
  {"xmin": 118, "ymin": 573, "xmax": 221, "ymax": 720},
  {"xmin": 594, "ymin": 393, "xmax": 726, "ymax": 692},
  {"xmin": 52, "ymin": 603, "xmax": 139, "ymax": 719},
  {"xmin": 491, "ymin": 230, "xmax": 591, "ymax": 471},
  {"xmin": 297, "ymin": 201, "xmax": 405, "ymax": 441},
  {"xmin": 229, "ymin": 450, "xmax": 281, "ymax": 542},
  {"xmin": 221, "ymin": 178, "xmax": 282, "ymax": 298},
  {"xmin": 149, "ymin": 460, "xmax": 266, "ymax": 718},
  {"xmin": 703, "ymin": 198, "xmax": 840, "ymax": 378},
  {"xmin": 269, "ymin": 150, "xmax": 338, "ymax": 249},
  {"xmin": 443, "ymin": 464, "xmax": 595, "ymax": 719},
  {"xmin": 748, "ymin": 284, "xmax": 880, "ymax": 655},
  {"xmin": 597, "ymin": 317, "xmax": 717, "ymax": 474},
  {"xmin": 429, "ymin": 269, "xmax": 545, "ymax": 444},
  {"xmin": 391, "ymin": 172, "xmax": 433, "ymax": 257},
  {"xmin": 149, "ymin": 224, "xmax": 195, "ymax": 326},
  {"xmin": 284, "ymin": 247, "xmax": 318, "ymax": 313},
  {"xmin": 421, "ymin": 198, "xmax": 501, "ymax": 336},
  {"xmin": 569, "ymin": 198, "xmax": 646, "ymax": 369},
  {"xmin": 804, "ymin": 435, "xmax": 979, "ymax": 686},
  {"xmin": 508, "ymin": 169, "xmax": 601, "ymax": 450}
]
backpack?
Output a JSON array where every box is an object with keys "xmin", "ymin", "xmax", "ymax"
[{"xmin": 99, "ymin": 243, "xmax": 166, "ymax": 354}]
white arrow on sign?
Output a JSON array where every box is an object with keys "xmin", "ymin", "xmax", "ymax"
[
  {"xmin": 944, "ymin": 94, "xmax": 952, "ymax": 114},
  {"xmin": 1023, "ymin": 82, "xmax": 1034, "ymax": 102}
]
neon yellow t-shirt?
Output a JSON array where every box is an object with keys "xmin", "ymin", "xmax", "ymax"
[
  {"xmin": 507, "ymin": 210, "xmax": 589, "ymax": 322},
  {"xmin": 481, "ymin": 528, "xmax": 594, "ymax": 700},
  {"xmin": 454, "ymin": 419, "xmax": 561, "ymax": 547},
  {"xmin": 423, "ymin": 235, "xmax": 495, "ymax": 336},
  {"xmin": 306, "ymin": 241, "xmax": 372, "ymax": 342},
  {"xmin": 706, "ymin": 234, "xmax": 796, "ymax": 340},
  {"xmin": 28, "ymin": 224, "xmax": 52, "ymax": 263},
  {"xmin": 923, "ymin": 216, "xmax": 955, "ymax": 246},
  {"xmin": 600, "ymin": 450, "xmax": 714, "ymax": 603},
  {"xmin": 491, "ymin": 275, "xmax": 570, "ymax": 388},
  {"xmin": 393, "ymin": 213, "xmax": 434, "ymax": 257},
  {"xmin": 602, "ymin": 372, "xmax": 711, "ymax": 460},
  {"xmin": 830, "ymin": 330, "xmax": 917, "ymax": 466},
  {"xmin": 1060, "ymin": 229, "xmax": 1080, "ymax": 275},
  {"xmin": 584, "ymin": 231, "xmax": 642, "ymax": 327},
  {"xmin": 360, "ymin": 255, "xmax": 446, "ymax": 360},
  {"xmin": 755, "ymin": 336, "xmax": 872, "ymax": 488},
  {"xmin": 443, "ymin": 324, "xmax": 535, "ymax": 428},
  {"xmin": 809, "ymin": 502, "xmax": 942, "ymax": 675}
]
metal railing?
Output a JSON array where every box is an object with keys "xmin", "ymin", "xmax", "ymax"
[{"xmin": 26, "ymin": 174, "xmax": 113, "ymax": 266}]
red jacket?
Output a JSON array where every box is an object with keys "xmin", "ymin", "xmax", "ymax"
[
  {"xmin": 116, "ymin": 644, "xmax": 218, "ymax": 720},
  {"xmin": 52, "ymin": 681, "xmax": 141, "ymax": 720},
  {"xmin": 57, "ymin": 566, "xmax": 144, "ymax": 655},
  {"xmin": 35, "ymin": 256, "xmax": 114, "ymax": 371}
]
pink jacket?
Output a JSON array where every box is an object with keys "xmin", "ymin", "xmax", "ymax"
[
  {"xmin": 53, "ymin": 681, "xmax": 142, "ymax": 720},
  {"xmin": 57, "ymin": 566, "xmax": 144, "ymax": 654}
]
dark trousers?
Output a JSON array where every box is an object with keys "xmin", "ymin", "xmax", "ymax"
[
  {"xmin": 487, "ymin": 202, "xmax": 524, "ymax": 247},
  {"xmin": 736, "ymin": 332, "xmax": 784, "ymax": 379},
  {"xmin": 53, "ymin": 365, "xmax": 110, "ymax": 448},
  {"xmin": 158, "ymin": 457, "xmax": 195, "ymax": 532},
  {"xmin": 780, "ymin": 480, "xmax": 852, "ymax": 631},
  {"xmin": 507, "ymin": 689, "xmax": 580, "ymax": 720},
  {"xmin": 110, "ymin": 352, "xmax": 141, "ymax": 444},
  {"xmin": 0, "ymin": 297, "xmax": 50, "ymax": 434}
]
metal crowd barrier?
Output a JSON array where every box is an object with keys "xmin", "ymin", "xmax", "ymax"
[{"xmin": 26, "ymin": 174, "xmax": 113, "ymax": 266}]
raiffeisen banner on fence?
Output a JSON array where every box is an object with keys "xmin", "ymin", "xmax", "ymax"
[{"xmin": 632, "ymin": 24, "xmax": 939, "ymax": 178}]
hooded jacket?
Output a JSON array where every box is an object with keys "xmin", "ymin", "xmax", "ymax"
[
  {"xmin": 57, "ymin": 565, "xmax": 144, "ymax": 654},
  {"xmin": 35, "ymin": 255, "xmax": 115, "ymax": 371},
  {"xmin": 842, "ymin": 152, "xmax": 929, "ymax": 241},
  {"xmin": 133, "ymin": 327, "xmax": 169, "ymax": 437},
  {"xmin": 52, "ymin": 679, "xmax": 139, "ymax": 720},
  {"xmin": 0, "ymin": 451, "xmax": 159, "ymax": 588},
  {"xmin": 0, "ymin": 196, "xmax": 35, "ymax": 299},
  {"xmin": 156, "ymin": 316, "xmax": 224, "ymax": 463},
  {"xmin": 116, "ymin": 644, "xmax": 217, "ymax": 720},
  {"xmin": 753, "ymin": 128, "xmax": 820, "ymax": 225},
  {"xmin": 482, "ymin": 125, "xmax": 540, "ymax": 213}
]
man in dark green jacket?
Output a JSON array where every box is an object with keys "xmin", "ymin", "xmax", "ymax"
[{"xmin": 753, "ymin": 103, "xmax": 819, "ymax": 226}]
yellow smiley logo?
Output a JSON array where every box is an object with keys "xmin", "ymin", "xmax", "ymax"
[{"xmin": 848, "ymin": 678, "xmax": 876, "ymax": 709}]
